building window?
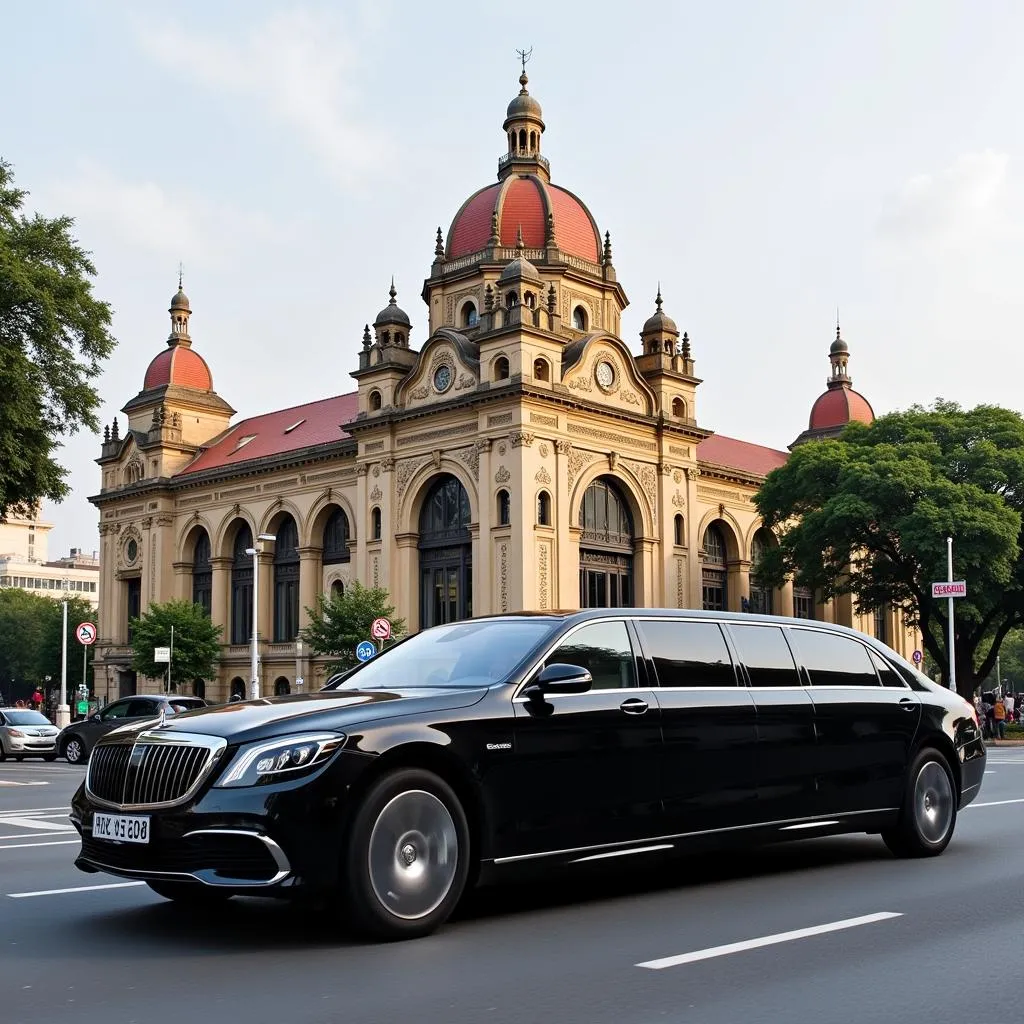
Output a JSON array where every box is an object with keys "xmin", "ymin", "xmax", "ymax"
[
  {"xmin": 125, "ymin": 577, "xmax": 141, "ymax": 642},
  {"xmin": 495, "ymin": 356, "xmax": 510, "ymax": 381},
  {"xmin": 701, "ymin": 524, "xmax": 728, "ymax": 611},
  {"xmin": 371, "ymin": 507, "xmax": 382, "ymax": 540},
  {"xmin": 274, "ymin": 677, "xmax": 291, "ymax": 696},
  {"xmin": 533, "ymin": 358, "xmax": 550, "ymax": 382},
  {"xmin": 230, "ymin": 677, "xmax": 245, "ymax": 699},
  {"xmin": 672, "ymin": 396, "xmax": 686, "ymax": 418},
  {"xmin": 497, "ymin": 489, "xmax": 511, "ymax": 526},
  {"xmin": 572, "ymin": 306, "xmax": 588, "ymax": 331},
  {"xmin": 369, "ymin": 389, "xmax": 382, "ymax": 411},
  {"xmin": 674, "ymin": 513, "xmax": 684, "ymax": 546},
  {"xmin": 461, "ymin": 302, "xmax": 478, "ymax": 328},
  {"xmin": 230, "ymin": 524, "xmax": 254, "ymax": 645},
  {"xmin": 330, "ymin": 580, "xmax": 344, "ymax": 601},
  {"xmin": 524, "ymin": 291, "xmax": 536, "ymax": 310},
  {"xmin": 273, "ymin": 517, "xmax": 300, "ymax": 643},
  {"xmin": 749, "ymin": 528, "xmax": 774, "ymax": 615},
  {"xmin": 322, "ymin": 507, "xmax": 350, "ymax": 564},
  {"xmin": 578, "ymin": 477, "xmax": 634, "ymax": 609},
  {"xmin": 537, "ymin": 490, "xmax": 552, "ymax": 526},
  {"xmin": 506, "ymin": 291, "xmax": 518, "ymax": 308},
  {"xmin": 793, "ymin": 586, "xmax": 814, "ymax": 620},
  {"xmin": 873, "ymin": 606, "xmax": 887, "ymax": 643},
  {"xmin": 192, "ymin": 530, "xmax": 212, "ymax": 616}
]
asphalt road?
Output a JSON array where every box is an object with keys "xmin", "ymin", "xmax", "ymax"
[{"xmin": 2, "ymin": 755, "xmax": 1022, "ymax": 1024}]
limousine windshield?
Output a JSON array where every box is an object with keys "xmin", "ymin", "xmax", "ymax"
[{"xmin": 328, "ymin": 618, "xmax": 556, "ymax": 689}]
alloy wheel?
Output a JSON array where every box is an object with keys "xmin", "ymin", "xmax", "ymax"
[{"xmin": 914, "ymin": 760, "xmax": 953, "ymax": 845}]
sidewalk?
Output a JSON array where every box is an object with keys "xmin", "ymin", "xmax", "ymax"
[{"xmin": 984, "ymin": 738, "xmax": 1024, "ymax": 747}]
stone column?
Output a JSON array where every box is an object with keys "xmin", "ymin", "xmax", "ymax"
[
  {"xmin": 172, "ymin": 561, "xmax": 191, "ymax": 602},
  {"xmin": 356, "ymin": 465, "xmax": 370, "ymax": 585},
  {"xmin": 210, "ymin": 557, "xmax": 231, "ymax": 639},
  {"xmin": 553, "ymin": 440, "xmax": 575, "ymax": 609},
  {"xmin": 394, "ymin": 533, "xmax": 418, "ymax": 628},
  {"xmin": 297, "ymin": 546, "xmax": 321, "ymax": 631},
  {"xmin": 779, "ymin": 580, "xmax": 794, "ymax": 617},
  {"xmin": 257, "ymin": 551, "xmax": 273, "ymax": 641},
  {"xmin": 474, "ymin": 440, "xmax": 492, "ymax": 616},
  {"xmin": 685, "ymin": 467, "xmax": 703, "ymax": 608},
  {"xmin": 729, "ymin": 559, "xmax": 751, "ymax": 613}
]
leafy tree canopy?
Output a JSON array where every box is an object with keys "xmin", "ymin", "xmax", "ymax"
[
  {"xmin": 303, "ymin": 582, "xmax": 404, "ymax": 674},
  {"xmin": 755, "ymin": 400, "xmax": 1024, "ymax": 698},
  {"xmin": 0, "ymin": 159, "xmax": 116, "ymax": 518},
  {"xmin": 130, "ymin": 600, "xmax": 222, "ymax": 690}
]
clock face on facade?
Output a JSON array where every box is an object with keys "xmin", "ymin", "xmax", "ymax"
[
  {"xmin": 595, "ymin": 360, "xmax": 615, "ymax": 389},
  {"xmin": 434, "ymin": 365, "xmax": 453, "ymax": 393}
]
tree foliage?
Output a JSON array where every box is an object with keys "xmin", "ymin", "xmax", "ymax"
[
  {"xmin": 754, "ymin": 401, "xmax": 1024, "ymax": 698},
  {"xmin": 130, "ymin": 600, "xmax": 222, "ymax": 690},
  {"xmin": 0, "ymin": 589, "xmax": 96, "ymax": 702},
  {"xmin": 0, "ymin": 159, "xmax": 116, "ymax": 518},
  {"xmin": 303, "ymin": 582, "xmax": 404, "ymax": 674}
]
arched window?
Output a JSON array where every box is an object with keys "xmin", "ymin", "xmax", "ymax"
[
  {"xmin": 533, "ymin": 358, "xmax": 550, "ymax": 382},
  {"xmin": 193, "ymin": 679, "xmax": 206, "ymax": 700},
  {"xmin": 230, "ymin": 524, "xmax": 254, "ymax": 645},
  {"xmin": 497, "ymin": 489, "xmax": 511, "ymax": 526},
  {"xmin": 274, "ymin": 677, "xmax": 291, "ymax": 696},
  {"xmin": 330, "ymin": 580, "xmax": 344, "ymax": 602},
  {"xmin": 273, "ymin": 517, "xmax": 300, "ymax": 642},
  {"xmin": 461, "ymin": 302, "xmax": 478, "ymax": 328},
  {"xmin": 323, "ymin": 507, "xmax": 350, "ymax": 564},
  {"xmin": 419, "ymin": 474, "xmax": 472, "ymax": 628},
  {"xmin": 371, "ymin": 507, "xmax": 382, "ymax": 540},
  {"xmin": 495, "ymin": 356, "xmax": 510, "ymax": 381},
  {"xmin": 506, "ymin": 291, "xmax": 518, "ymax": 308},
  {"xmin": 674, "ymin": 514, "xmax": 685, "ymax": 547},
  {"xmin": 579, "ymin": 477, "xmax": 634, "ymax": 608},
  {"xmin": 369, "ymin": 389, "xmax": 382, "ymax": 411},
  {"xmin": 701, "ymin": 524, "xmax": 728, "ymax": 611},
  {"xmin": 519, "ymin": 129, "xmax": 527, "ymax": 151},
  {"xmin": 192, "ymin": 530, "xmax": 212, "ymax": 616},
  {"xmin": 572, "ymin": 306, "xmax": 588, "ymax": 331},
  {"xmin": 529, "ymin": 130, "xmax": 537, "ymax": 151},
  {"xmin": 394, "ymin": 332, "xmax": 405, "ymax": 346},
  {"xmin": 230, "ymin": 676, "xmax": 245, "ymax": 699},
  {"xmin": 672, "ymin": 396, "xmax": 686, "ymax": 418},
  {"xmin": 749, "ymin": 528, "xmax": 774, "ymax": 615},
  {"xmin": 537, "ymin": 490, "xmax": 552, "ymax": 526},
  {"xmin": 524, "ymin": 291, "xmax": 536, "ymax": 309}
]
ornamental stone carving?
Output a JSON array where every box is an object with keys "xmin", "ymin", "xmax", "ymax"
[
  {"xmin": 567, "ymin": 448, "xmax": 596, "ymax": 488},
  {"xmin": 673, "ymin": 470, "xmax": 683, "ymax": 484},
  {"xmin": 509, "ymin": 430, "xmax": 535, "ymax": 448},
  {"xmin": 395, "ymin": 456, "xmax": 430, "ymax": 506},
  {"xmin": 356, "ymin": 464, "xmax": 370, "ymax": 477},
  {"xmin": 554, "ymin": 440, "xmax": 572, "ymax": 456},
  {"xmin": 410, "ymin": 383, "xmax": 431, "ymax": 400},
  {"xmin": 499, "ymin": 542, "xmax": 509, "ymax": 612},
  {"xmin": 538, "ymin": 543, "xmax": 550, "ymax": 609},
  {"xmin": 494, "ymin": 465, "xmax": 511, "ymax": 484},
  {"xmin": 538, "ymin": 442, "xmax": 550, "ymax": 458},
  {"xmin": 372, "ymin": 464, "xmax": 381, "ymax": 477},
  {"xmin": 370, "ymin": 485, "xmax": 383, "ymax": 502},
  {"xmin": 672, "ymin": 490, "xmax": 685, "ymax": 508},
  {"xmin": 457, "ymin": 445, "xmax": 480, "ymax": 479},
  {"xmin": 535, "ymin": 467, "xmax": 552, "ymax": 484},
  {"xmin": 381, "ymin": 456, "xmax": 395, "ymax": 473},
  {"xmin": 659, "ymin": 463, "xmax": 674, "ymax": 476},
  {"xmin": 623, "ymin": 458, "xmax": 659, "ymax": 527}
]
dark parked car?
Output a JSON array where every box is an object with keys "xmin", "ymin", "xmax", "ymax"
[
  {"xmin": 70, "ymin": 610, "xmax": 985, "ymax": 940},
  {"xmin": 59, "ymin": 695, "xmax": 207, "ymax": 764}
]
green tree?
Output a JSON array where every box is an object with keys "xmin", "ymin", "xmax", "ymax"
[
  {"xmin": 303, "ymin": 582, "xmax": 405, "ymax": 673},
  {"xmin": 130, "ymin": 600, "xmax": 222, "ymax": 691},
  {"xmin": 754, "ymin": 401, "xmax": 1024, "ymax": 699},
  {"xmin": 0, "ymin": 159, "xmax": 116, "ymax": 518},
  {"xmin": 980, "ymin": 628, "xmax": 1024, "ymax": 691}
]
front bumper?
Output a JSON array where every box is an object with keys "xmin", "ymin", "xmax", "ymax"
[
  {"xmin": 959, "ymin": 742, "xmax": 986, "ymax": 810},
  {"xmin": 70, "ymin": 748, "xmax": 373, "ymax": 893},
  {"xmin": 5, "ymin": 737, "xmax": 57, "ymax": 754}
]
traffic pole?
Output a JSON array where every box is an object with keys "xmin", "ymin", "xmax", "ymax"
[
  {"xmin": 947, "ymin": 536, "xmax": 956, "ymax": 692},
  {"xmin": 58, "ymin": 599, "xmax": 69, "ymax": 729}
]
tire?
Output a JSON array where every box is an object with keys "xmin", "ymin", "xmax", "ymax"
[
  {"xmin": 43, "ymin": 754, "xmax": 57, "ymax": 762},
  {"xmin": 146, "ymin": 880, "xmax": 233, "ymax": 905},
  {"xmin": 343, "ymin": 768, "xmax": 470, "ymax": 941},
  {"xmin": 0, "ymin": 745, "xmax": 5, "ymax": 763},
  {"xmin": 63, "ymin": 736, "xmax": 86, "ymax": 765},
  {"xmin": 882, "ymin": 748, "xmax": 958, "ymax": 858}
]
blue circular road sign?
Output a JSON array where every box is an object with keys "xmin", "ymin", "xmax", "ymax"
[{"xmin": 356, "ymin": 640, "xmax": 377, "ymax": 663}]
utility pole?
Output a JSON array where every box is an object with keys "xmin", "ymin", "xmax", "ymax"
[{"xmin": 947, "ymin": 536, "xmax": 956, "ymax": 692}]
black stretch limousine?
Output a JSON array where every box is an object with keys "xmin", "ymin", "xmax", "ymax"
[{"xmin": 70, "ymin": 610, "xmax": 985, "ymax": 939}]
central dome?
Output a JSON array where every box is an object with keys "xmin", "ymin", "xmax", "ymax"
[{"xmin": 447, "ymin": 176, "xmax": 601, "ymax": 264}]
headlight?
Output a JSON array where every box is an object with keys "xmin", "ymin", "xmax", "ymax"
[
  {"xmin": 214, "ymin": 732, "xmax": 345, "ymax": 788},
  {"xmin": 6, "ymin": 729, "xmax": 25, "ymax": 738}
]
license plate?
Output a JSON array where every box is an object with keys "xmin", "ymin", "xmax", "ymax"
[{"xmin": 93, "ymin": 813, "xmax": 150, "ymax": 844}]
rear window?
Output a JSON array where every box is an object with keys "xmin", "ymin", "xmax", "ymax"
[
  {"xmin": 636, "ymin": 620, "xmax": 736, "ymax": 687},
  {"xmin": 789, "ymin": 629, "xmax": 880, "ymax": 687}
]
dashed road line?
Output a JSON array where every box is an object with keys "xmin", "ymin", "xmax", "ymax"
[
  {"xmin": 0, "ymin": 840, "xmax": 79, "ymax": 852},
  {"xmin": 8, "ymin": 881, "xmax": 145, "ymax": 899}
]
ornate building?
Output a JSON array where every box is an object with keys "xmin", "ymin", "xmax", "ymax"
[{"xmin": 90, "ymin": 70, "xmax": 916, "ymax": 702}]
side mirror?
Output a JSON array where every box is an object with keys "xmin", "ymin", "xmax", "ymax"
[
  {"xmin": 90, "ymin": 713, "xmax": 101, "ymax": 722},
  {"xmin": 525, "ymin": 663, "xmax": 593, "ymax": 698}
]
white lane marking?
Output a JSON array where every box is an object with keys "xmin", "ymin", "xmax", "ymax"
[
  {"xmin": 0, "ymin": 840, "xmax": 79, "ymax": 852},
  {"xmin": 8, "ymin": 881, "xmax": 145, "ymax": 899},
  {"xmin": 0, "ymin": 816, "xmax": 72, "ymax": 831},
  {"xmin": 0, "ymin": 806, "xmax": 68, "ymax": 814},
  {"xmin": 572, "ymin": 843, "xmax": 674, "ymax": 863},
  {"xmin": 0, "ymin": 831, "xmax": 75, "ymax": 840},
  {"xmin": 966, "ymin": 798, "xmax": 1024, "ymax": 809},
  {"xmin": 0, "ymin": 781, "xmax": 48, "ymax": 787},
  {"xmin": 636, "ymin": 912, "xmax": 903, "ymax": 970},
  {"xmin": 985, "ymin": 771, "xmax": 996, "ymax": 774}
]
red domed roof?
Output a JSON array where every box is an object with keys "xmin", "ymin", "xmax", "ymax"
[
  {"xmin": 808, "ymin": 386, "xmax": 874, "ymax": 430},
  {"xmin": 144, "ymin": 345, "xmax": 213, "ymax": 391},
  {"xmin": 447, "ymin": 175, "xmax": 600, "ymax": 264}
]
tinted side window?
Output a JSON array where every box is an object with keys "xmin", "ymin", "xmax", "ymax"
[
  {"xmin": 869, "ymin": 648, "xmax": 907, "ymax": 688},
  {"xmin": 544, "ymin": 621, "xmax": 637, "ymax": 690},
  {"xmin": 125, "ymin": 699, "xmax": 160, "ymax": 717},
  {"xmin": 100, "ymin": 701, "xmax": 132, "ymax": 721},
  {"xmin": 637, "ymin": 620, "xmax": 736, "ymax": 688},
  {"xmin": 729, "ymin": 624, "xmax": 800, "ymax": 687},
  {"xmin": 790, "ymin": 630, "xmax": 879, "ymax": 687}
]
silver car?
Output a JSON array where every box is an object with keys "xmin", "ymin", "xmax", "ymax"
[{"xmin": 0, "ymin": 708, "xmax": 60, "ymax": 761}]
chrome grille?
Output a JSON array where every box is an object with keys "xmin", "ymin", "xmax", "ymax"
[{"xmin": 86, "ymin": 731, "xmax": 226, "ymax": 810}]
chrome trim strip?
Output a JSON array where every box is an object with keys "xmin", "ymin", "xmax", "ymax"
[
  {"xmin": 780, "ymin": 820, "xmax": 840, "ymax": 831},
  {"xmin": 570, "ymin": 843, "xmax": 674, "ymax": 863},
  {"xmin": 491, "ymin": 807, "xmax": 898, "ymax": 865},
  {"xmin": 85, "ymin": 731, "xmax": 228, "ymax": 812}
]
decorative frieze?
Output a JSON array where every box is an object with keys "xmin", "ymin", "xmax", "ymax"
[
  {"xmin": 499, "ymin": 542, "xmax": 509, "ymax": 612},
  {"xmin": 697, "ymin": 485, "xmax": 749, "ymax": 504},
  {"xmin": 669, "ymin": 445, "xmax": 691, "ymax": 458},
  {"xmin": 488, "ymin": 413, "xmax": 513, "ymax": 427},
  {"xmin": 538, "ymin": 543, "xmax": 550, "ymax": 609},
  {"xmin": 566, "ymin": 422, "xmax": 657, "ymax": 451},
  {"xmin": 398, "ymin": 423, "xmax": 476, "ymax": 447},
  {"xmin": 364, "ymin": 441, "xmax": 385, "ymax": 453},
  {"xmin": 509, "ymin": 430, "xmax": 534, "ymax": 448},
  {"xmin": 530, "ymin": 413, "xmax": 558, "ymax": 427}
]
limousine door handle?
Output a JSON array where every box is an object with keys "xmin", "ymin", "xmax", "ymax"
[
  {"xmin": 620, "ymin": 698, "xmax": 649, "ymax": 716},
  {"xmin": 899, "ymin": 698, "xmax": 918, "ymax": 712}
]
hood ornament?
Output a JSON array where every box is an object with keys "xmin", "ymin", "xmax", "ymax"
[{"xmin": 157, "ymin": 704, "xmax": 168, "ymax": 728}]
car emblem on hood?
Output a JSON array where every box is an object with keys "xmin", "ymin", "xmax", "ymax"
[{"xmin": 157, "ymin": 704, "xmax": 168, "ymax": 728}]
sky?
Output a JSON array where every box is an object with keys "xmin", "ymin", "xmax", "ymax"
[{"xmin": 4, "ymin": 0, "xmax": 1024, "ymax": 557}]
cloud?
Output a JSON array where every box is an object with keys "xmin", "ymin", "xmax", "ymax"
[
  {"xmin": 38, "ymin": 160, "xmax": 278, "ymax": 264},
  {"xmin": 877, "ymin": 150, "xmax": 1011, "ymax": 248},
  {"xmin": 135, "ymin": 8, "xmax": 392, "ymax": 188}
]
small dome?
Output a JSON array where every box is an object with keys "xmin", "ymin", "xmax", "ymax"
[
  {"xmin": 498, "ymin": 253, "xmax": 542, "ymax": 286},
  {"xmin": 144, "ymin": 346, "xmax": 213, "ymax": 391},
  {"xmin": 830, "ymin": 325, "xmax": 848, "ymax": 354},
  {"xmin": 505, "ymin": 73, "xmax": 543, "ymax": 123},
  {"xmin": 642, "ymin": 290, "xmax": 678, "ymax": 336},
  {"xmin": 808, "ymin": 387, "xmax": 874, "ymax": 431},
  {"xmin": 170, "ymin": 287, "xmax": 190, "ymax": 311},
  {"xmin": 374, "ymin": 280, "xmax": 411, "ymax": 328}
]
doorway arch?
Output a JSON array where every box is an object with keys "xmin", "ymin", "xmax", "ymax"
[
  {"xmin": 418, "ymin": 474, "xmax": 472, "ymax": 628},
  {"xmin": 578, "ymin": 477, "xmax": 634, "ymax": 608}
]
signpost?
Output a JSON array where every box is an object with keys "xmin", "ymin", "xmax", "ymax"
[
  {"xmin": 75, "ymin": 622, "xmax": 96, "ymax": 718},
  {"xmin": 933, "ymin": 537, "xmax": 966, "ymax": 691},
  {"xmin": 371, "ymin": 617, "xmax": 392, "ymax": 643},
  {"xmin": 356, "ymin": 640, "xmax": 377, "ymax": 663},
  {"xmin": 912, "ymin": 650, "xmax": 923, "ymax": 666}
]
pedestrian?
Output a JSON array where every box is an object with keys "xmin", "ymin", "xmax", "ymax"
[
  {"xmin": 1005, "ymin": 691, "xmax": 1015, "ymax": 724},
  {"xmin": 31, "ymin": 686, "xmax": 43, "ymax": 711},
  {"xmin": 994, "ymin": 695, "xmax": 1007, "ymax": 739}
]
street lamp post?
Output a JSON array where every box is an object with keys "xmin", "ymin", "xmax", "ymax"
[
  {"xmin": 245, "ymin": 534, "xmax": 275, "ymax": 700},
  {"xmin": 295, "ymin": 637, "xmax": 304, "ymax": 694},
  {"xmin": 57, "ymin": 577, "xmax": 71, "ymax": 728}
]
